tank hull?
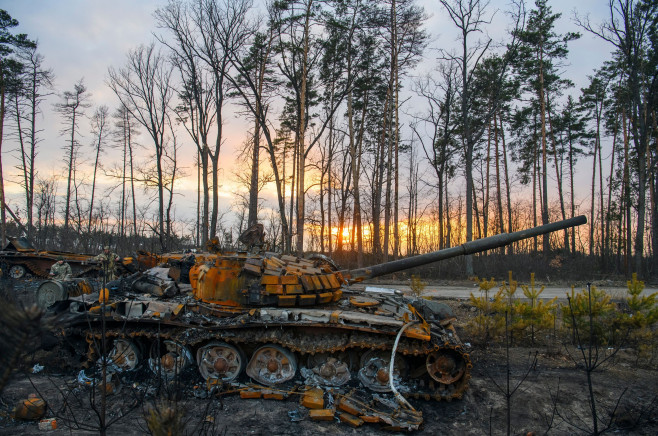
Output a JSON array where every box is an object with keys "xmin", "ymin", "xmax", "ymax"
[{"xmin": 65, "ymin": 290, "xmax": 470, "ymax": 402}]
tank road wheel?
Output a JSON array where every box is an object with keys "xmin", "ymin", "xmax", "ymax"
[
  {"xmin": 36, "ymin": 281, "xmax": 68, "ymax": 309},
  {"xmin": 107, "ymin": 339, "xmax": 141, "ymax": 372},
  {"xmin": 246, "ymin": 344, "xmax": 297, "ymax": 386},
  {"xmin": 148, "ymin": 340, "xmax": 193, "ymax": 379},
  {"xmin": 426, "ymin": 349, "xmax": 466, "ymax": 385},
  {"xmin": 307, "ymin": 353, "xmax": 351, "ymax": 386},
  {"xmin": 9, "ymin": 264, "xmax": 26, "ymax": 279},
  {"xmin": 196, "ymin": 342, "xmax": 245, "ymax": 382},
  {"xmin": 358, "ymin": 349, "xmax": 407, "ymax": 393}
]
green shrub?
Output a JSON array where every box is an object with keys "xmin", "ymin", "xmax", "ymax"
[{"xmin": 562, "ymin": 285, "xmax": 616, "ymax": 345}]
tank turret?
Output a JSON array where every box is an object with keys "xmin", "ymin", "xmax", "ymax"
[{"xmin": 193, "ymin": 215, "xmax": 587, "ymax": 306}]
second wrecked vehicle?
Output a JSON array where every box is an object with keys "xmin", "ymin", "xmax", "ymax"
[
  {"xmin": 0, "ymin": 237, "xmax": 160, "ymax": 280},
  {"xmin": 0, "ymin": 237, "xmax": 99, "ymax": 279}
]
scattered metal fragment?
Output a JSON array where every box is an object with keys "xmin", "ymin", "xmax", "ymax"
[
  {"xmin": 287, "ymin": 409, "xmax": 304, "ymax": 422},
  {"xmin": 13, "ymin": 395, "xmax": 46, "ymax": 420}
]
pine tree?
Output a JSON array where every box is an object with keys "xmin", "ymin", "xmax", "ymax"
[
  {"xmin": 0, "ymin": 10, "xmax": 35, "ymax": 245},
  {"xmin": 512, "ymin": 0, "xmax": 579, "ymax": 253}
]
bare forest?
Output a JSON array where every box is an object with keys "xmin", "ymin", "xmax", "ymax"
[{"xmin": 0, "ymin": 0, "xmax": 657, "ymax": 280}]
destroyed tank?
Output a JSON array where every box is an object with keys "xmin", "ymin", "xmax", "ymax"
[
  {"xmin": 0, "ymin": 237, "xmax": 99, "ymax": 279},
  {"xmin": 50, "ymin": 216, "xmax": 587, "ymax": 406}
]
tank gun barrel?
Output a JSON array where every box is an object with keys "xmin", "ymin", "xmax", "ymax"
[{"xmin": 340, "ymin": 215, "xmax": 587, "ymax": 284}]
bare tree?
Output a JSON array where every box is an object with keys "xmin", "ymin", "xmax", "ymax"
[
  {"xmin": 9, "ymin": 44, "xmax": 53, "ymax": 242},
  {"xmin": 54, "ymin": 78, "xmax": 90, "ymax": 248},
  {"xmin": 188, "ymin": 0, "xmax": 254, "ymax": 240},
  {"xmin": 224, "ymin": 24, "xmax": 290, "ymax": 247},
  {"xmin": 154, "ymin": 0, "xmax": 215, "ymax": 246},
  {"xmin": 110, "ymin": 105, "xmax": 141, "ymax": 244},
  {"xmin": 34, "ymin": 175, "xmax": 56, "ymax": 246},
  {"xmin": 88, "ymin": 105, "xmax": 109, "ymax": 236},
  {"xmin": 410, "ymin": 66, "xmax": 458, "ymax": 250},
  {"xmin": 108, "ymin": 43, "xmax": 175, "ymax": 250}
]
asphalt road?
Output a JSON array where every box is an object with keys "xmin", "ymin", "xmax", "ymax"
[{"xmin": 352, "ymin": 282, "xmax": 658, "ymax": 300}]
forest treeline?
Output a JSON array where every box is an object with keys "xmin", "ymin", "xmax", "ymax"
[{"xmin": 0, "ymin": 1, "xmax": 656, "ymax": 278}]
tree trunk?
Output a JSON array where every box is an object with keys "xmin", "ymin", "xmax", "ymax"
[
  {"xmin": 27, "ymin": 66, "xmax": 38, "ymax": 241},
  {"xmin": 128, "ymin": 121, "xmax": 138, "ymax": 238},
  {"xmin": 484, "ymin": 118, "xmax": 491, "ymax": 239},
  {"xmin": 64, "ymin": 107, "xmax": 76, "ymax": 244},
  {"xmin": 248, "ymin": 116, "xmax": 260, "ymax": 227},
  {"xmin": 597, "ymin": 113, "xmax": 605, "ymax": 266},
  {"xmin": 500, "ymin": 114, "xmax": 513, "ymax": 245},
  {"xmin": 0, "ymin": 81, "xmax": 7, "ymax": 246},
  {"xmin": 648, "ymin": 111, "xmax": 658, "ymax": 277},
  {"xmin": 589, "ymin": 122, "xmax": 598, "ymax": 257},
  {"xmin": 532, "ymin": 125, "xmax": 538, "ymax": 252},
  {"xmin": 156, "ymin": 148, "xmax": 166, "ymax": 250},
  {"xmin": 472, "ymin": 177, "xmax": 482, "ymax": 240},
  {"xmin": 392, "ymin": 0, "xmax": 400, "ymax": 260},
  {"xmin": 463, "ymin": 33, "xmax": 474, "ymax": 275},
  {"xmin": 120, "ymin": 127, "xmax": 126, "ymax": 245},
  {"xmin": 349, "ymin": 90, "xmax": 364, "ymax": 267},
  {"xmin": 288, "ymin": 138, "xmax": 295, "ymax": 252},
  {"xmin": 294, "ymin": 1, "xmax": 312, "ymax": 255},
  {"xmin": 88, "ymin": 113, "xmax": 105, "ymax": 235},
  {"xmin": 373, "ymin": 82, "xmax": 391, "ymax": 259},
  {"xmin": 494, "ymin": 112, "xmax": 505, "ymax": 251},
  {"xmin": 622, "ymin": 110, "xmax": 632, "ymax": 276},
  {"xmin": 568, "ymin": 118, "xmax": 576, "ymax": 255},
  {"xmin": 546, "ymin": 96, "xmax": 568, "ymax": 251},
  {"xmin": 538, "ymin": 48, "xmax": 550, "ymax": 253},
  {"xmin": 326, "ymin": 122, "xmax": 332, "ymax": 255},
  {"xmin": 384, "ymin": 111, "xmax": 393, "ymax": 261},
  {"xmin": 604, "ymin": 122, "xmax": 618, "ymax": 268}
]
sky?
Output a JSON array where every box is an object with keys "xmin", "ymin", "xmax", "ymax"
[{"xmin": 1, "ymin": 0, "xmax": 616, "ymax": 235}]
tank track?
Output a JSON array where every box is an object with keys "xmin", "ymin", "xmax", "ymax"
[{"xmin": 84, "ymin": 324, "xmax": 472, "ymax": 401}]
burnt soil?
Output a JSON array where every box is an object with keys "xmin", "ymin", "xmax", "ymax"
[{"xmin": 1, "ymin": 281, "xmax": 657, "ymax": 435}]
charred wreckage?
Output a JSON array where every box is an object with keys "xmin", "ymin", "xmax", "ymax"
[{"xmin": 40, "ymin": 216, "xmax": 586, "ymax": 431}]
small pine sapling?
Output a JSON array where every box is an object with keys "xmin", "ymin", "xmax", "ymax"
[
  {"xmin": 616, "ymin": 273, "xmax": 658, "ymax": 364},
  {"xmin": 499, "ymin": 271, "xmax": 523, "ymax": 345},
  {"xmin": 517, "ymin": 273, "xmax": 557, "ymax": 345},
  {"xmin": 409, "ymin": 274, "xmax": 427, "ymax": 298},
  {"xmin": 562, "ymin": 285, "xmax": 616, "ymax": 345},
  {"xmin": 468, "ymin": 277, "xmax": 506, "ymax": 344}
]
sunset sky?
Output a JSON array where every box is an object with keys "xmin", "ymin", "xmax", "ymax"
[{"xmin": 3, "ymin": 0, "xmax": 614, "ymax": 230}]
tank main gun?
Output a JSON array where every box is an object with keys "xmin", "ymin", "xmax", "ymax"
[{"xmin": 340, "ymin": 215, "xmax": 587, "ymax": 284}]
